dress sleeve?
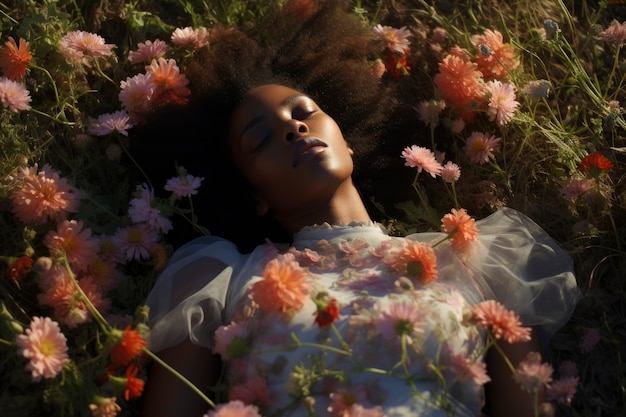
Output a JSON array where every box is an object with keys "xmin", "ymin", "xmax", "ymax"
[
  {"xmin": 144, "ymin": 236, "xmax": 241, "ymax": 352},
  {"xmin": 409, "ymin": 208, "xmax": 582, "ymax": 344}
]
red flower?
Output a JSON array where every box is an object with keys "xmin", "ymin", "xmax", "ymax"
[
  {"xmin": 579, "ymin": 152, "xmax": 613, "ymax": 175},
  {"xmin": 314, "ymin": 298, "xmax": 340, "ymax": 328},
  {"xmin": 4, "ymin": 256, "xmax": 32, "ymax": 283},
  {"xmin": 383, "ymin": 48, "xmax": 411, "ymax": 78},
  {"xmin": 110, "ymin": 325, "xmax": 147, "ymax": 366},
  {"xmin": 123, "ymin": 365, "xmax": 145, "ymax": 400},
  {"xmin": 0, "ymin": 37, "xmax": 32, "ymax": 81}
]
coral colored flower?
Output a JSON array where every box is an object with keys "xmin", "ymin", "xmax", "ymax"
[
  {"xmin": 88, "ymin": 110, "xmax": 135, "ymax": 137},
  {"xmin": 441, "ymin": 208, "xmax": 479, "ymax": 252},
  {"xmin": 44, "ymin": 220, "xmax": 99, "ymax": 273},
  {"xmin": 4, "ymin": 256, "xmax": 33, "ymax": 282},
  {"xmin": 145, "ymin": 57, "xmax": 191, "ymax": 106},
  {"xmin": 164, "ymin": 172, "xmax": 205, "ymax": 197},
  {"xmin": 547, "ymin": 376, "xmax": 579, "ymax": 405},
  {"xmin": 0, "ymin": 37, "xmax": 31, "ymax": 81},
  {"xmin": 59, "ymin": 30, "xmax": 115, "ymax": 62},
  {"xmin": 484, "ymin": 80, "xmax": 519, "ymax": 124},
  {"xmin": 112, "ymin": 223, "xmax": 160, "ymax": 262},
  {"xmin": 600, "ymin": 20, "xmax": 626, "ymax": 46},
  {"xmin": 579, "ymin": 327, "xmax": 601, "ymax": 353},
  {"xmin": 250, "ymin": 254, "xmax": 310, "ymax": 315},
  {"xmin": 128, "ymin": 39, "xmax": 168, "ymax": 64},
  {"xmin": 109, "ymin": 325, "xmax": 147, "ymax": 366},
  {"xmin": 313, "ymin": 296, "xmax": 340, "ymax": 328},
  {"xmin": 434, "ymin": 53, "xmax": 486, "ymax": 120},
  {"xmin": 465, "ymin": 131, "xmax": 501, "ymax": 165},
  {"xmin": 513, "ymin": 351, "xmax": 553, "ymax": 393},
  {"xmin": 10, "ymin": 163, "xmax": 81, "ymax": 225},
  {"xmin": 390, "ymin": 240, "xmax": 438, "ymax": 284},
  {"xmin": 203, "ymin": 400, "xmax": 261, "ymax": 417},
  {"xmin": 371, "ymin": 24, "xmax": 412, "ymax": 54},
  {"xmin": 441, "ymin": 161, "xmax": 461, "ymax": 183},
  {"xmin": 229, "ymin": 375, "xmax": 273, "ymax": 407},
  {"xmin": 214, "ymin": 321, "xmax": 250, "ymax": 360},
  {"xmin": 579, "ymin": 152, "xmax": 613, "ymax": 175},
  {"xmin": 0, "ymin": 76, "xmax": 31, "ymax": 111},
  {"xmin": 471, "ymin": 29, "xmax": 519, "ymax": 79},
  {"xmin": 171, "ymin": 26, "xmax": 211, "ymax": 48},
  {"xmin": 15, "ymin": 316, "xmax": 69, "ymax": 382},
  {"xmin": 123, "ymin": 364, "xmax": 145, "ymax": 400},
  {"xmin": 375, "ymin": 300, "xmax": 425, "ymax": 344},
  {"xmin": 89, "ymin": 396, "xmax": 121, "ymax": 417},
  {"xmin": 401, "ymin": 145, "xmax": 442, "ymax": 177},
  {"xmin": 119, "ymin": 72, "xmax": 156, "ymax": 115},
  {"xmin": 450, "ymin": 351, "xmax": 491, "ymax": 385},
  {"xmin": 472, "ymin": 300, "xmax": 532, "ymax": 343}
]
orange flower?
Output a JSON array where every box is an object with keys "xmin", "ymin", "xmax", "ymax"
[
  {"xmin": 4, "ymin": 256, "xmax": 32, "ymax": 283},
  {"xmin": 123, "ymin": 365, "xmax": 145, "ymax": 400},
  {"xmin": 433, "ymin": 53, "xmax": 486, "ymax": 121},
  {"xmin": 251, "ymin": 254, "xmax": 310, "ymax": 315},
  {"xmin": 383, "ymin": 48, "xmax": 411, "ymax": 78},
  {"xmin": 579, "ymin": 151, "xmax": 613, "ymax": 176},
  {"xmin": 471, "ymin": 29, "xmax": 519, "ymax": 80},
  {"xmin": 0, "ymin": 37, "xmax": 32, "ymax": 81},
  {"xmin": 109, "ymin": 325, "xmax": 147, "ymax": 366},
  {"xmin": 471, "ymin": 300, "xmax": 532, "ymax": 343},
  {"xmin": 395, "ymin": 241, "xmax": 438, "ymax": 284},
  {"xmin": 441, "ymin": 208, "xmax": 479, "ymax": 252}
]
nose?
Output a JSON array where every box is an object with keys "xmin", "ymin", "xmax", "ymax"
[{"xmin": 284, "ymin": 120, "xmax": 309, "ymax": 142}]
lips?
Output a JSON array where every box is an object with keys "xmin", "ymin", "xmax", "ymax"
[{"xmin": 292, "ymin": 136, "xmax": 328, "ymax": 167}]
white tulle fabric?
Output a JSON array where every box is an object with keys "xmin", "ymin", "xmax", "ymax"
[{"xmin": 145, "ymin": 208, "xmax": 581, "ymax": 415}]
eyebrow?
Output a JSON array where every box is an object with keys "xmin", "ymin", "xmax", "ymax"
[{"xmin": 239, "ymin": 93, "xmax": 306, "ymax": 139}]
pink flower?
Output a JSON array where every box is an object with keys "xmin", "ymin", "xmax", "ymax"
[
  {"xmin": 513, "ymin": 351, "xmax": 553, "ymax": 393},
  {"xmin": 87, "ymin": 110, "xmax": 134, "ymax": 137},
  {"xmin": 15, "ymin": 316, "xmax": 69, "ymax": 382},
  {"xmin": 371, "ymin": 58, "xmax": 386, "ymax": 79},
  {"xmin": 484, "ymin": 80, "xmax": 519, "ymax": 124},
  {"xmin": 128, "ymin": 39, "xmax": 168, "ymax": 64},
  {"xmin": 441, "ymin": 208, "xmax": 479, "ymax": 252},
  {"xmin": 89, "ymin": 396, "xmax": 121, "ymax": 417},
  {"xmin": 441, "ymin": 161, "xmax": 461, "ymax": 183},
  {"xmin": 203, "ymin": 400, "xmax": 261, "ymax": 417},
  {"xmin": 371, "ymin": 24, "xmax": 412, "ymax": 54},
  {"xmin": 401, "ymin": 145, "xmax": 442, "ymax": 177},
  {"xmin": 328, "ymin": 391, "xmax": 385, "ymax": 417},
  {"xmin": 417, "ymin": 99, "xmax": 446, "ymax": 128},
  {"xmin": 112, "ymin": 223, "xmax": 160, "ymax": 262},
  {"xmin": 431, "ymin": 27, "xmax": 448, "ymax": 43},
  {"xmin": 600, "ymin": 20, "xmax": 626, "ymax": 47},
  {"xmin": 44, "ymin": 220, "xmax": 99, "ymax": 273},
  {"xmin": 145, "ymin": 57, "xmax": 191, "ymax": 107},
  {"xmin": 471, "ymin": 300, "xmax": 532, "ymax": 343},
  {"xmin": 214, "ymin": 321, "xmax": 249, "ymax": 360},
  {"xmin": 119, "ymin": 72, "xmax": 156, "ymax": 115},
  {"xmin": 59, "ymin": 30, "xmax": 115, "ymax": 62},
  {"xmin": 547, "ymin": 376, "xmax": 578, "ymax": 405},
  {"xmin": 465, "ymin": 131, "xmax": 501, "ymax": 165},
  {"xmin": 127, "ymin": 184, "xmax": 173, "ymax": 234},
  {"xmin": 250, "ymin": 253, "xmax": 310, "ymax": 315},
  {"xmin": 0, "ymin": 76, "xmax": 31, "ymax": 111},
  {"xmin": 560, "ymin": 178, "xmax": 596, "ymax": 200},
  {"xmin": 449, "ymin": 351, "xmax": 491, "ymax": 385},
  {"xmin": 375, "ymin": 300, "xmax": 424, "ymax": 344},
  {"xmin": 229, "ymin": 375, "xmax": 273, "ymax": 407},
  {"xmin": 579, "ymin": 327, "xmax": 601, "ymax": 353},
  {"xmin": 171, "ymin": 26, "xmax": 211, "ymax": 48},
  {"xmin": 164, "ymin": 172, "xmax": 204, "ymax": 197},
  {"xmin": 10, "ymin": 163, "xmax": 81, "ymax": 225}
]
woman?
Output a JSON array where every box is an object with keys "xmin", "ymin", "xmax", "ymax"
[{"xmin": 135, "ymin": 2, "xmax": 580, "ymax": 416}]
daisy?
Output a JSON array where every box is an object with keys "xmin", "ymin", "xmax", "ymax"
[
  {"xmin": 127, "ymin": 184, "xmax": 173, "ymax": 234},
  {"xmin": 441, "ymin": 161, "xmax": 461, "ymax": 183},
  {"xmin": 87, "ymin": 110, "xmax": 135, "ymax": 137},
  {"xmin": 371, "ymin": 24, "xmax": 412, "ymax": 54},
  {"xmin": 109, "ymin": 325, "xmax": 147, "ymax": 366},
  {"xmin": 547, "ymin": 376, "xmax": 579, "ymax": 405},
  {"xmin": 600, "ymin": 19, "xmax": 626, "ymax": 47},
  {"xmin": 214, "ymin": 320, "xmax": 250, "ymax": 360},
  {"xmin": 119, "ymin": 72, "xmax": 156, "ymax": 115},
  {"xmin": 171, "ymin": 26, "xmax": 211, "ymax": 48},
  {"xmin": 43, "ymin": 219, "xmax": 99, "ymax": 273},
  {"xmin": 89, "ymin": 396, "xmax": 121, "ymax": 417},
  {"xmin": 484, "ymin": 80, "xmax": 519, "ymax": 125},
  {"xmin": 15, "ymin": 316, "xmax": 69, "ymax": 382},
  {"xmin": 229, "ymin": 375, "xmax": 273, "ymax": 407},
  {"xmin": 449, "ymin": 351, "xmax": 491, "ymax": 385},
  {"xmin": 128, "ymin": 39, "xmax": 168, "ymax": 64},
  {"xmin": 164, "ymin": 171, "xmax": 205, "ymax": 197},
  {"xmin": 59, "ymin": 30, "xmax": 115, "ymax": 62},
  {"xmin": 112, "ymin": 223, "xmax": 160, "ymax": 262},
  {"xmin": 375, "ymin": 300, "xmax": 424, "ymax": 344},
  {"xmin": 0, "ymin": 37, "xmax": 32, "ymax": 81},
  {"xmin": 387, "ymin": 240, "xmax": 438, "ymax": 284},
  {"xmin": 203, "ymin": 401, "xmax": 261, "ymax": 417},
  {"xmin": 471, "ymin": 29, "xmax": 519, "ymax": 80},
  {"xmin": 471, "ymin": 300, "xmax": 532, "ymax": 343},
  {"xmin": 512, "ymin": 351, "xmax": 553, "ymax": 393},
  {"xmin": 465, "ymin": 131, "xmax": 501, "ymax": 165},
  {"xmin": 250, "ymin": 253, "xmax": 310, "ymax": 315},
  {"xmin": 441, "ymin": 208, "xmax": 479, "ymax": 252},
  {"xmin": 0, "ymin": 76, "xmax": 31, "ymax": 111},
  {"xmin": 401, "ymin": 145, "xmax": 443, "ymax": 177},
  {"xmin": 10, "ymin": 163, "xmax": 81, "ymax": 225},
  {"xmin": 145, "ymin": 57, "xmax": 191, "ymax": 106}
]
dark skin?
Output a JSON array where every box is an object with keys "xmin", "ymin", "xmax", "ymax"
[{"xmin": 141, "ymin": 84, "xmax": 542, "ymax": 417}]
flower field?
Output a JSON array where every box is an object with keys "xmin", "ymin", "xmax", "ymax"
[{"xmin": 0, "ymin": 0, "xmax": 625, "ymax": 416}]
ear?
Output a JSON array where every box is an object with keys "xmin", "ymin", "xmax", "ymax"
[
  {"xmin": 256, "ymin": 198, "xmax": 269, "ymax": 216},
  {"xmin": 349, "ymin": 147, "xmax": 354, "ymax": 156}
]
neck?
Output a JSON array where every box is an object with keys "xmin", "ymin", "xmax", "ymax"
[{"xmin": 275, "ymin": 180, "xmax": 371, "ymax": 235}]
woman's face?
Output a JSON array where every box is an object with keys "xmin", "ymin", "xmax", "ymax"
[{"xmin": 229, "ymin": 84, "xmax": 354, "ymax": 217}]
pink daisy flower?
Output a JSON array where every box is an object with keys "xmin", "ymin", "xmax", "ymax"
[
  {"xmin": 375, "ymin": 300, "xmax": 425, "ymax": 344},
  {"xmin": 15, "ymin": 316, "xmax": 69, "ymax": 382},
  {"xmin": 214, "ymin": 320, "xmax": 250, "ymax": 360},
  {"xmin": 171, "ymin": 26, "xmax": 211, "ymax": 48},
  {"xmin": 128, "ymin": 39, "xmax": 168, "ymax": 64},
  {"xmin": 43, "ymin": 219, "xmax": 99, "ymax": 273},
  {"xmin": 449, "ymin": 351, "xmax": 491, "ymax": 385},
  {"xmin": 547, "ymin": 376, "xmax": 579, "ymax": 405},
  {"xmin": 87, "ymin": 110, "xmax": 134, "ymax": 137},
  {"xmin": 112, "ymin": 223, "xmax": 160, "ymax": 262},
  {"xmin": 10, "ymin": 163, "xmax": 81, "ymax": 225},
  {"xmin": 471, "ymin": 299, "xmax": 532, "ymax": 343},
  {"xmin": 417, "ymin": 99, "xmax": 446, "ymax": 128},
  {"xmin": 465, "ymin": 131, "xmax": 501, "ymax": 165},
  {"xmin": 164, "ymin": 171, "xmax": 205, "ymax": 197},
  {"xmin": 441, "ymin": 161, "xmax": 461, "ymax": 183},
  {"xmin": 119, "ymin": 72, "xmax": 156, "ymax": 115},
  {"xmin": 0, "ymin": 76, "xmax": 31, "ymax": 111},
  {"xmin": 89, "ymin": 397, "xmax": 121, "ymax": 417},
  {"xmin": 401, "ymin": 145, "xmax": 443, "ymax": 177},
  {"xmin": 229, "ymin": 375, "xmax": 273, "ymax": 407},
  {"xmin": 484, "ymin": 80, "xmax": 519, "ymax": 124},
  {"xmin": 250, "ymin": 253, "xmax": 310, "ymax": 315},
  {"xmin": 600, "ymin": 20, "xmax": 626, "ymax": 47},
  {"xmin": 441, "ymin": 208, "xmax": 479, "ymax": 252},
  {"xmin": 59, "ymin": 30, "xmax": 115, "ymax": 62},
  {"xmin": 560, "ymin": 177, "xmax": 596, "ymax": 200},
  {"xmin": 371, "ymin": 24, "xmax": 412, "ymax": 54},
  {"xmin": 127, "ymin": 184, "xmax": 173, "ymax": 234},
  {"xmin": 145, "ymin": 57, "xmax": 191, "ymax": 106},
  {"xmin": 513, "ymin": 351, "xmax": 553, "ymax": 393},
  {"xmin": 203, "ymin": 400, "xmax": 261, "ymax": 417}
]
